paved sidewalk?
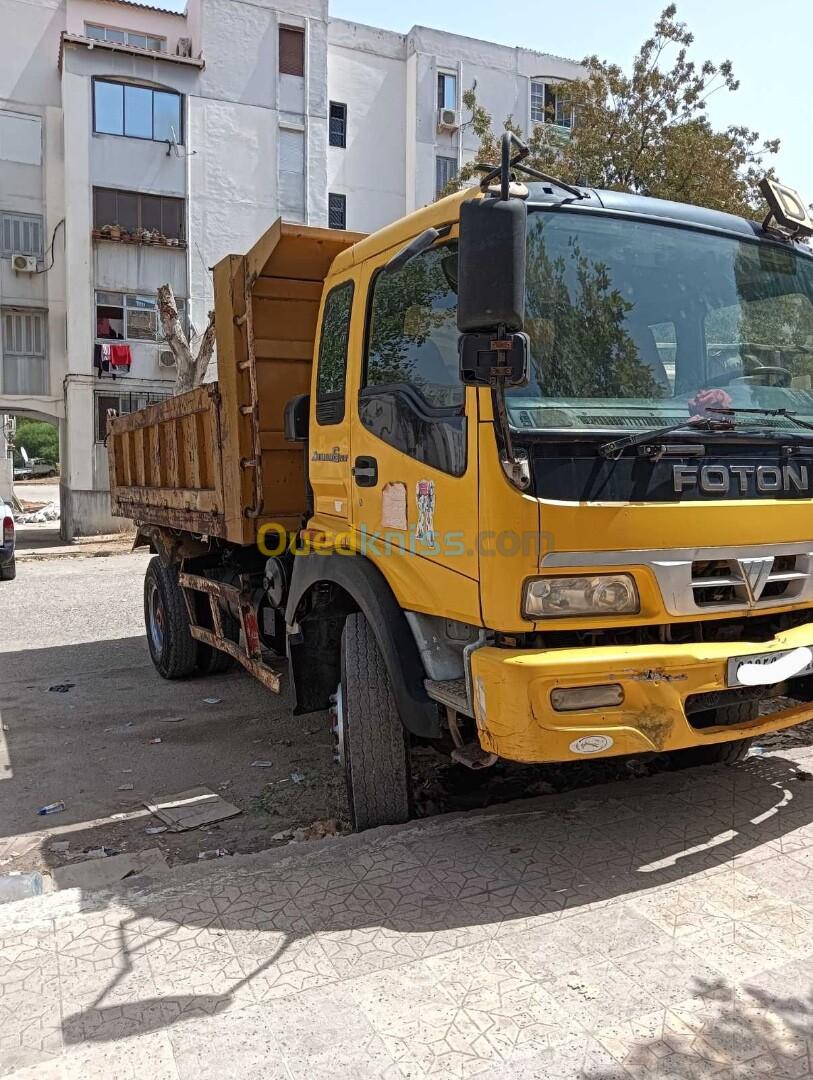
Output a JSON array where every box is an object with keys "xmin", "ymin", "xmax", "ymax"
[{"xmin": 2, "ymin": 740, "xmax": 813, "ymax": 1079}]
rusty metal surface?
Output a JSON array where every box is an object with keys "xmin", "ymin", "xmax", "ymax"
[{"xmin": 180, "ymin": 572, "xmax": 282, "ymax": 693}]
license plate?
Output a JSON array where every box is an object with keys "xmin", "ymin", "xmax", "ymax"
[{"xmin": 727, "ymin": 647, "xmax": 813, "ymax": 687}]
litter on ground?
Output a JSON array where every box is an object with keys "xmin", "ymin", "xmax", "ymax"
[{"xmin": 145, "ymin": 786, "xmax": 242, "ymax": 832}]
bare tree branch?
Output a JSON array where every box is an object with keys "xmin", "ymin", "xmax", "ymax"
[{"xmin": 157, "ymin": 284, "xmax": 215, "ymax": 394}]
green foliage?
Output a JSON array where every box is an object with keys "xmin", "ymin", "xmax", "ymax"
[
  {"xmin": 452, "ymin": 5, "xmax": 780, "ymax": 217},
  {"xmin": 12, "ymin": 417, "xmax": 59, "ymax": 466}
]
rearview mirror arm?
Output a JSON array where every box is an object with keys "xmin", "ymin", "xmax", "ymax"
[{"xmin": 488, "ymin": 327, "xmax": 531, "ymax": 490}]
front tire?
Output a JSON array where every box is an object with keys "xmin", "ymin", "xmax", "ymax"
[
  {"xmin": 669, "ymin": 701, "xmax": 758, "ymax": 768},
  {"xmin": 144, "ymin": 557, "xmax": 197, "ymax": 679},
  {"xmin": 337, "ymin": 612, "xmax": 412, "ymax": 831}
]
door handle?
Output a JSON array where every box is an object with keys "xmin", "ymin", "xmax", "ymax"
[{"xmin": 352, "ymin": 455, "xmax": 378, "ymax": 487}]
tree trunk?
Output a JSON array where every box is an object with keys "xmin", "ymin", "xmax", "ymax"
[{"xmin": 157, "ymin": 284, "xmax": 216, "ymax": 394}]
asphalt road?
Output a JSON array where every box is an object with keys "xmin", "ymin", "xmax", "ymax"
[{"xmin": 0, "ymin": 550, "xmax": 345, "ymax": 874}]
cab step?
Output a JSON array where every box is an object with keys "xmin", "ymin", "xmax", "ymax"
[{"xmin": 424, "ymin": 677, "xmax": 471, "ymax": 716}]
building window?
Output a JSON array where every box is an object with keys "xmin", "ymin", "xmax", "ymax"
[
  {"xmin": 95, "ymin": 291, "xmax": 186, "ymax": 343},
  {"xmin": 2, "ymin": 308, "xmax": 47, "ymax": 396},
  {"xmin": 278, "ymin": 128, "xmax": 305, "ymax": 222},
  {"xmin": 437, "ymin": 71, "xmax": 457, "ymax": 111},
  {"xmin": 0, "ymin": 211, "xmax": 43, "ymax": 256},
  {"xmin": 279, "ymin": 26, "xmax": 304, "ymax": 76},
  {"xmin": 95, "ymin": 390, "xmax": 170, "ymax": 442},
  {"xmin": 329, "ymin": 102, "xmax": 347, "ymax": 148},
  {"xmin": 435, "ymin": 156, "xmax": 457, "ymax": 197},
  {"xmin": 315, "ymin": 280, "xmax": 353, "ymax": 424},
  {"xmin": 328, "ymin": 193, "xmax": 346, "ymax": 230},
  {"xmin": 93, "ymin": 79, "xmax": 183, "ymax": 143},
  {"xmin": 93, "ymin": 188, "xmax": 185, "ymax": 241},
  {"xmin": 531, "ymin": 80, "xmax": 573, "ymax": 128},
  {"xmin": 85, "ymin": 24, "xmax": 165, "ymax": 51}
]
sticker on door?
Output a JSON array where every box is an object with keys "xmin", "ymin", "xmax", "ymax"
[{"xmin": 415, "ymin": 479, "xmax": 436, "ymax": 545}]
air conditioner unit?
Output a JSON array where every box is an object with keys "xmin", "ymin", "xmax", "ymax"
[
  {"xmin": 11, "ymin": 253, "xmax": 37, "ymax": 274},
  {"xmin": 176, "ymin": 37, "xmax": 192, "ymax": 57},
  {"xmin": 437, "ymin": 108, "xmax": 459, "ymax": 131},
  {"xmin": 159, "ymin": 349, "xmax": 176, "ymax": 368}
]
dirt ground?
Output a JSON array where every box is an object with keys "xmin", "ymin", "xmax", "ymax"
[{"xmin": 1, "ymin": 546, "xmax": 812, "ymax": 884}]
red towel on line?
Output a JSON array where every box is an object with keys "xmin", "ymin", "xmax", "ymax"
[{"xmin": 109, "ymin": 344, "xmax": 132, "ymax": 369}]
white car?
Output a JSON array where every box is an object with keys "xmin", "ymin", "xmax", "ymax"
[{"xmin": 0, "ymin": 498, "xmax": 16, "ymax": 581}]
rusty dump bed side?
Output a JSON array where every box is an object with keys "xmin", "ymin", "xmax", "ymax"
[{"xmin": 108, "ymin": 220, "xmax": 363, "ymax": 544}]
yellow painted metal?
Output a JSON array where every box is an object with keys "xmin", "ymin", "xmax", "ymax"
[{"xmin": 470, "ymin": 620, "xmax": 813, "ymax": 763}]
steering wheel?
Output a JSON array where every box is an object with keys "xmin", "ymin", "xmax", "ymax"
[{"xmin": 707, "ymin": 365, "xmax": 792, "ymax": 388}]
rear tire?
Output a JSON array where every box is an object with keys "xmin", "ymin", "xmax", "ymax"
[
  {"xmin": 338, "ymin": 612, "xmax": 412, "ymax": 831},
  {"xmin": 144, "ymin": 557, "xmax": 197, "ymax": 679},
  {"xmin": 0, "ymin": 557, "xmax": 16, "ymax": 581},
  {"xmin": 670, "ymin": 701, "xmax": 758, "ymax": 768},
  {"xmin": 193, "ymin": 593, "xmax": 236, "ymax": 675}
]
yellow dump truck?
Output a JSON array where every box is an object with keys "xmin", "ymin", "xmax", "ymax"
[{"xmin": 109, "ymin": 135, "xmax": 813, "ymax": 829}]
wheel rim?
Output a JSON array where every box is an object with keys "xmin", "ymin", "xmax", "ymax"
[
  {"xmin": 330, "ymin": 681, "xmax": 346, "ymax": 767},
  {"xmin": 147, "ymin": 579, "xmax": 165, "ymax": 653}
]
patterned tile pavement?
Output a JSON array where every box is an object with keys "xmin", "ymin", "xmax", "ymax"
[{"xmin": 2, "ymin": 743, "xmax": 813, "ymax": 1078}]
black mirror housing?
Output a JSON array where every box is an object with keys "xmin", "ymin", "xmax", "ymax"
[
  {"xmin": 457, "ymin": 196, "xmax": 527, "ymax": 333},
  {"xmin": 459, "ymin": 332, "xmax": 530, "ymax": 387}
]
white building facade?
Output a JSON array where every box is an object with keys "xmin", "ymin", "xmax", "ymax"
[{"xmin": 0, "ymin": 0, "xmax": 580, "ymax": 535}]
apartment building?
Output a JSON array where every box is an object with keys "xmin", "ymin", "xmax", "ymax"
[{"xmin": 0, "ymin": 0, "xmax": 580, "ymax": 536}]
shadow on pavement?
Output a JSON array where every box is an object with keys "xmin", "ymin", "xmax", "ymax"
[{"xmin": 54, "ymin": 749, "xmax": 813, "ymax": 1058}]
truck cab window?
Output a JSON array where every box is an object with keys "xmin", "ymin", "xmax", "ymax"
[
  {"xmin": 362, "ymin": 243, "xmax": 466, "ymax": 475},
  {"xmin": 366, "ymin": 244, "xmax": 462, "ymax": 409},
  {"xmin": 315, "ymin": 280, "xmax": 354, "ymax": 424}
]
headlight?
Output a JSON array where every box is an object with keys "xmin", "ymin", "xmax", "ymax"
[{"xmin": 523, "ymin": 574, "xmax": 639, "ymax": 618}]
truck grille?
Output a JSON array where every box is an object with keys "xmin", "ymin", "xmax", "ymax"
[{"xmin": 691, "ymin": 553, "xmax": 809, "ymax": 609}]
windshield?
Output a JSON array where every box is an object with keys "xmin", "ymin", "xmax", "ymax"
[{"xmin": 509, "ymin": 209, "xmax": 813, "ymax": 432}]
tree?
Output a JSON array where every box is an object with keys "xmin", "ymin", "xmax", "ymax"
[
  {"xmin": 454, "ymin": 5, "xmax": 780, "ymax": 217},
  {"xmin": 12, "ymin": 418, "xmax": 58, "ymax": 466},
  {"xmin": 157, "ymin": 285, "xmax": 216, "ymax": 394}
]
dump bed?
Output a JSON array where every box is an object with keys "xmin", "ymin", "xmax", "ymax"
[{"xmin": 108, "ymin": 221, "xmax": 362, "ymax": 545}]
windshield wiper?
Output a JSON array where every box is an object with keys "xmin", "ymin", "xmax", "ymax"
[
  {"xmin": 706, "ymin": 406, "xmax": 813, "ymax": 432},
  {"xmin": 598, "ymin": 416, "xmax": 731, "ymax": 459}
]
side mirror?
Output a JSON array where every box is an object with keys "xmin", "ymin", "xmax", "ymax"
[
  {"xmin": 457, "ymin": 195, "xmax": 527, "ymax": 333},
  {"xmin": 459, "ymin": 332, "xmax": 529, "ymax": 387}
]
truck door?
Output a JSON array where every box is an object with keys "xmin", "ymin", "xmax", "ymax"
[
  {"xmin": 349, "ymin": 239, "xmax": 480, "ymax": 617},
  {"xmin": 308, "ymin": 275, "xmax": 356, "ymax": 529}
]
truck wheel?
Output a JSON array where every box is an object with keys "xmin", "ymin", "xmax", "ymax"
[
  {"xmin": 193, "ymin": 593, "xmax": 236, "ymax": 675},
  {"xmin": 196, "ymin": 641, "xmax": 235, "ymax": 675},
  {"xmin": 144, "ymin": 557, "xmax": 197, "ymax": 679},
  {"xmin": 670, "ymin": 702, "xmax": 758, "ymax": 768},
  {"xmin": 0, "ymin": 557, "xmax": 16, "ymax": 581},
  {"xmin": 335, "ymin": 612, "xmax": 413, "ymax": 831}
]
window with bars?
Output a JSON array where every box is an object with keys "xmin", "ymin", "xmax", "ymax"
[
  {"xmin": 85, "ymin": 24, "xmax": 165, "ymax": 51},
  {"xmin": 329, "ymin": 102, "xmax": 347, "ymax": 148},
  {"xmin": 279, "ymin": 26, "xmax": 304, "ymax": 76},
  {"xmin": 93, "ymin": 79, "xmax": 183, "ymax": 143},
  {"xmin": 435, "ymin": 156, "xmax": 457, "ymax": 197},
  {"xmin": 92, "ymin": 188, "xmax": 184, "ymax": 240},
  {"xmin": 328, "ymin": 193, "xmax": 346, "ymax": 230},
  {"xmin": 2, "ymin": 308, "xmax": 47, "ymax": 396},
  {"xmin": 0, "ymin": 211, "xmax": 43, "ymax": 256},
  {"xmin": 530, "ymin": 81, "xmax": 573, "ymax": 128},
  {"xmin": 95, "ymin": 390, "xmax": 170, "ymax": 442}
]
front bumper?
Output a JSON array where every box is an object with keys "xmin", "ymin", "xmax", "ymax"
[{"xmin": 469, "ymin": 621, "xmax": 813, "ymax": 762}]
